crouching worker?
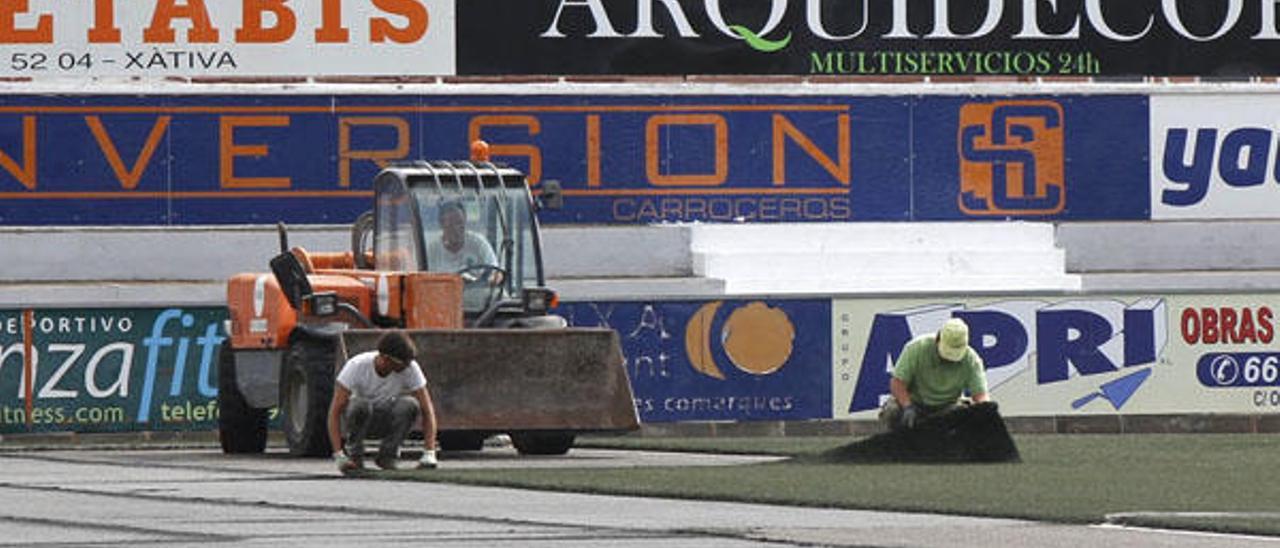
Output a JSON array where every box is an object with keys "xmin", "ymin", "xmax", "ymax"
[
  {"xmin": 328, "ymin": 331, "xmax": 439, "ymax": 474},
  {"xmin": 879, "ymin": 318, "xmax": 989, "ymax": 431}
]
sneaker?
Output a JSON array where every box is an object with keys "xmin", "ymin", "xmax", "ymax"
[
  {"xmin": 418, "ymin": 451, "xmax": 438, "ymax": 469},
  {"xmin": 374, "ymin": 456, "xmax": 399, "ymax": 471}
]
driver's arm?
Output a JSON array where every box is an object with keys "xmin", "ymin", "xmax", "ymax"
[{"xmin": 473, "ymin": 233, "xmax": 503, "ymax": 285}]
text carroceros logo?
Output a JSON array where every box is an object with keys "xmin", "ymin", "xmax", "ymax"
[
  {"xmin": 684, "ymin": 301, "xmax": 794, "ymax": 380},
  {"xmin": 958, "ymin": 100, "xmax": 1065, "ymax": 216}
]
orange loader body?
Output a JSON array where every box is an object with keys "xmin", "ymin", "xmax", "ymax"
[{"xmin": 216, "ymin": 151, "xmax": 638, "ymax": 458}]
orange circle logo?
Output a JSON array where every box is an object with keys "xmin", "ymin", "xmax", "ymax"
[{"xmin": 685, "ymin": 301, "xmax": 795, "ymax": 379}]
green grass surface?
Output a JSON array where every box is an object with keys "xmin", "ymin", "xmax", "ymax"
[
  {"xmin": 385, "ymin": 434, "xmax": 1280, "ymax": 535},
  {"xmin": 1108, "ymin": 514, "xmax": 1280, "ymax": 537}
]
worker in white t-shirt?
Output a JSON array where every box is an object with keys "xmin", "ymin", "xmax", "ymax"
[{"xmin": 327, "ymin": 331, "xmax": 439, "ymax": 474}]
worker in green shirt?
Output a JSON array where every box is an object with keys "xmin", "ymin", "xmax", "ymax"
[{"xmin": 879, "ymin": 318, "xmax": 990, "ymax": 431}]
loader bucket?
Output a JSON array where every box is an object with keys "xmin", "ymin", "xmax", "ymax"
[{"xmin": 338, "ymin": 328, "xmax": 639, "ymax": 432}]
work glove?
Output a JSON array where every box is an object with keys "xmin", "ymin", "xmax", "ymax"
[
  {"xmin": 418, "ymin": 450, "xmax": 439, "ymax": 470},
  {"xmin": 900, "ymin": 405, "xmax": 919, "ymax": 430}
]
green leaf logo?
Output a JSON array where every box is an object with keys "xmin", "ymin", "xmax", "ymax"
[{"xmin": 729, "ymin": 25, "xmax": 792, "ymax": 53}]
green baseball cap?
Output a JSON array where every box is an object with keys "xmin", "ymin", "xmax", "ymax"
[{"xmin": 938, "ymin": 318, "xmax": 969, "ymax": 362}]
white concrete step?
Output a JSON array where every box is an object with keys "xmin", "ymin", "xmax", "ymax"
[
  {"xmin": 689, "ymin": 221, "xmax": 1075, "ymax": 295},
  {"xmin": 695, "ymin": 249, "xmax": 1067, "ymax": 279},
  {"xmin": 723, "ymin": 274, "xmax": 1082, "ymax": 295},
  {"xmin": 0, "ymin": 277, "xmax": 727, "ymax": 308},
  {"xmin": 691, "ymin": 222, "xmax": 1058, "ymax": 253}
]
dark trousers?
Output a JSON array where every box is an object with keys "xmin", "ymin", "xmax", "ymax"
[{"xmin": 343, "ymin": 396, "xmax": 420, "ymax": 460}]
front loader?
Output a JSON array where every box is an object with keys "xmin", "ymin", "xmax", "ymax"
[{"xmin": 217, "ymin": 145, "xmax": 639, "ymax": 457}]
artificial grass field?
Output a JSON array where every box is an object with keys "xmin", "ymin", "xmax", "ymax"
[{"xmin": 387, "ymin": 434, "xmax": 1280, "ymax": 536}]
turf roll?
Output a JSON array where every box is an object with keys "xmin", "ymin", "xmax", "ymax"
[{"xmin": 816, "ymin": 402, "xmax": 1021, "ymax": 464}]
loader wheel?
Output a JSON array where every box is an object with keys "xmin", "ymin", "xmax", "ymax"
[
  {"xmin": 280, "ymin": 333, "xmax": 337, "ymax": 457},
  {"xmin": 511, "ymin": 431, "xmax": 575, "ymax": 456},
  {"xmin": 217, "ymin": 342, "xmax": 268, "ymax": 454},
  {"xmin": 438, "ymin": 431, "xmax": 487, "ymax": 452}
]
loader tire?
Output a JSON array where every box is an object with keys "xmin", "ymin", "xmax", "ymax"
[
  {"xmin": 280, "ymin": 333, "xmax": 338, "ymax": 457},
  {"xmin": 217, "ymin": 342, "xmax": 268, "ymax": 454},
  {"xmin": 511, "ymin": 431, "xmax": 575, "ymax": 456},
  {"xmin": 438, "ymin": 431, "xmax": 487, "ymax": 452}
]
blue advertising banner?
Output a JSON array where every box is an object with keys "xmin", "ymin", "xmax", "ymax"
[
  {"xmin": 2, "ymin": 299, "xmax": 831, "ymax": 433},
  {"xmin": 557, "ymin": 299, "xmax": 833, "ymax": 423},
  {"xmin": 0, "ymin": 307, "xmax": 228, "ymax": 434},
  {"xmin": 0, "ymin": 93, "xmax": 1148, "ymax": 225}
]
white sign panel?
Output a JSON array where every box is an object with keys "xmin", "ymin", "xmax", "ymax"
[
  {"xmin": 0, "ymin": 0, "xmax": 455, "ymax": 78},
  {"xmin": 834, "ymin": 294, "xmax": 1280, "ymax": 418},
  {"xmin": 1152, "ymin": 95, "xmax": 1280, "ymax": 220}
]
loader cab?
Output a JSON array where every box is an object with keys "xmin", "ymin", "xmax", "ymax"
[{"xmin": 371, "ymin": 161, "xmax": 550, "ymax": 324}]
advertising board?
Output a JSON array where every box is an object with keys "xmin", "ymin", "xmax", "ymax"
[
  {"xmin": 835, "ymin": 294, "xmax": 1280, "ymax": 419},
  {"xmin": 0, "ymin": 93, "xmax": 1147, "ymax": 225},
  {"xmin": 5, "ymin": 292, "xmax": 1279, "ymax": 434},
  {"xmin": 458, "ymin": 0, "xmax": 1280, "ymax": 77},
  {"xmin": 0, "ymin": 307, "xmax": 229, "ymax": 434},
  {"xmin": 1152, "ymin": 95, "xmax": 1280, "ymax": 220},
  {"xmin": 0, "ymin": 0, "xmax": 455, "ymax": 78},
  {"xmin": 911, "ymin": 95, "xmax": 1148, "ymax": 220},
  {"xmin": 558, "ymin": 299, "xmax": 833, "ymax": 423},
  {"xmin": 0, "ymin": 299, "xmax": 833, "ymax": 433}
]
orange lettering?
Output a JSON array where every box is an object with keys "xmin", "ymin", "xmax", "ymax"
[
  {"xmin": 86, "ymin": 116, "xmax": 171, "ymax": 190},
  {"xmin": 236, "ymin": 0, "xmax": 297, "ymax": 43},
  {"xmin": 468, "ymin": 116, "xmax": 542, "ymax": 185},
  {"xmin": 143, "ymin": 0, "xmax": 219, "ymax": 43},
  {"xmin": 220, "ymin": 116, "xmax": 291, "ymax": 189},
  {"xmin": 0, "ymin": 1, "xmax": 51, "ymax": 44},
  {"xmin": 338, "ymin": 117, "xmax": 409, "ymax": 188},
  {"xmin": 0, "ymin": 117, "xmax": 37, "ymax": 190},
  {"xmin": 315, "ymin": 0, "xmax": 350, "ymax": 43},
  {"xmin": 370, "ymin": 0, "xmax": 428, "ymax": 43},
  {"xmin": 772, "ymin": 113, "xmax": 850, "ymax": 186},
  {"xmin": 586, "ymin": 115, "xmax": 601, "ymax": 188},
  {"xmin": 88, "ymin": 0, "xmax": 121, "ymax": 43},
  {"xmin": 646, "ymin": 115, "xmax": 727, "ymax": 187}
]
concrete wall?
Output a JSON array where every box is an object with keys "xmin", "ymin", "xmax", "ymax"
[
  {"xmin": 0, "ymin": 226, "xmax": 348, "ymax": 283},
  {"xmin": 1056, "ymin": 221, "xmax": 1280, "ymax": 292},
  {"xmin": 0, "ymin": 224, "xmax": 707, "ymax": 306},
  {"xmin": 1058, "ymin": 221, "xmax": 1280, "ymax": 272},
  {"xmin": 541, "ymin": 226, "xmax": 692, "ymax": 278},
  {"xmin": 10, "ymin": 219, "xmax": 1280, "ymax": 307}
]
